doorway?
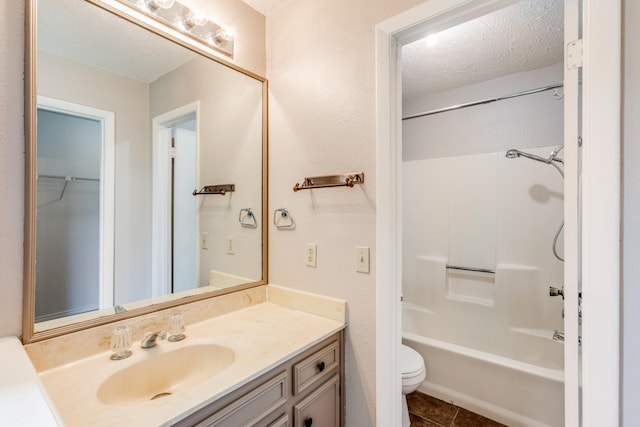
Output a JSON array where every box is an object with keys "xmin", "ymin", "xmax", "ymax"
[
  {"xmin": 151, "ymin": 102, "xmax": 200, "ymax": 297},
  {"xmin": 35, "ymin": 96, "xmax": 115, "ymax": 321},
  {"xmin": 375, "ymin": 0, "xmax": 621, "ymax": 425}
]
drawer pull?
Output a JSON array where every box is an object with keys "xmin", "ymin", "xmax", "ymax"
[
  {"xmin": 317, "ymin": 361, "xmax": 325, "ymax": 372},
  {"xmin": 304, "ymin": 418, "xmax": 313, "ymax": 427}
]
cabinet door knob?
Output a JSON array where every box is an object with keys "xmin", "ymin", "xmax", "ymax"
[
  {"xmin": 304, "ymin": 417, "xmax": 313, "ymax": 427},
  {"xmin": 317, "ymin": 361, "xmax": 325, "ymax": 372}
]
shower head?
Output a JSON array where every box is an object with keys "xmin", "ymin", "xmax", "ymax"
[
  {"xmin": 504, "ymin": 149, "xmax": 550, "ymax": 164},
  {"xmin": 505, "ymin": 149, "xmax": 520, "ymax": 159},
  {"xmin": 505, "ymin": 146, "xmax": 565, "ymax": 178}
]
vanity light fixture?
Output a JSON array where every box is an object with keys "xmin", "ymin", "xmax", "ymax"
[{"xmin": 121, "ymin": 0, "xmax": 235, "ymax": 57}]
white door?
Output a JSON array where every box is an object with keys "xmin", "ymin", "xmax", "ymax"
[
  {"xmin": 563, "ymin": 0, "xmax": 581, "ymax": 424},
  {"xmin": 172, "ymin": 127, "xmax": 197, "ymax": 292}
]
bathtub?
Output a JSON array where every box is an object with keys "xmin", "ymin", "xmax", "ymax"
[{"xmin": 403, "ymin": 304, "xmax": 564, "ymax": 427}]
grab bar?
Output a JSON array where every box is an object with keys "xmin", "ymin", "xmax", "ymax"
[{"xmin": 446, "ymin": 265, "xmax": 495, "ymax": 274}]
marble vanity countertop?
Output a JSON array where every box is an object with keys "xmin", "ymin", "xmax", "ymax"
[
  {"xmin": 0, "ymin": 337, "xmax": 63, "ymax": 426},
  {"xmin": 37, "ymin": 297, "xmax": 346, "ymax": 427}
]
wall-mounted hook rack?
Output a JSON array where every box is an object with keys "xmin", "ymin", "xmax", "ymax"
[
  {"xmin": 192, "ymin": 184, "xmax": 235, "ymax": 196},
  {"xmin": 273, "ymin": 208, "xmax": 295, "ymax": 229},
  {"xmin": 239, "ymin": 208, "xmax": 258, "ymax": 228},
  {"xmin": 293, "ymin": 172, "xmax": 364, "ymax": 192}
]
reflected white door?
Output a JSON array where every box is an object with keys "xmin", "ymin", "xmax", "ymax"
[{"xmin": 172, "ymin": 128, "xmax": 197, "ymax": 292}]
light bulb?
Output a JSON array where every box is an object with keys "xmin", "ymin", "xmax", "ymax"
[
  {"xmin": 183, "ymin": 8, "xmax": 208, "ymax": 29},
  {"xmin": 145, "ymin": 0, "xmax": 174, "ymax": 10},
  {"xmin": 213, "ymin": 27, "xmax": 235, "ymax": 44}
]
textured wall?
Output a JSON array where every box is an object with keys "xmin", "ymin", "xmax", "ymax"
[
  {"xmin": 265, "ymin": 0, "xmax": 423, "ymax": 424},
  {"xmin": 0, "ymin": 2, "xmax": 25, "ymax": 338}
]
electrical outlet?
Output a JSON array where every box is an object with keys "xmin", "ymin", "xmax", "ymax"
[
  {"xmin": 201, "ymin": 232, "xmax": 209, "ymax": 250},
  {"xmin": 305, "ymin": 243, "xmax": 317, "ymax": 267},
  {"xmin": 355, "ymin": 246, "xmax": 370, "ymax": 273},
  {"xmin": 227, "ymin": 236, "xmax": 235, "ymax": 254}
]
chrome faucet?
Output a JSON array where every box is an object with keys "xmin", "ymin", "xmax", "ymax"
[{"xmin": 141, "ymin": 331, "xmax": 167, "ymax": 349}]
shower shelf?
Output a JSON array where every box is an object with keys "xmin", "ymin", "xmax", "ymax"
[
  {"xmin": 293, "ymin": 172, "xmax": 364, "ymax": 192},
  {"xmin": 192, "ymin": 184, "xmax": 235, "ymax": 196}
]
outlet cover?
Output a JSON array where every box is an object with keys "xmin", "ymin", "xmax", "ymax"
[{"xmin": 305, "ymin": 243, "xmax": 317, "ymax": 267}]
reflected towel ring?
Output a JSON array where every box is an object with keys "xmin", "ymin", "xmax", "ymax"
[
  {"xmin": 273, "ymin": 208, "xmax": 295, "ymax": 230},
  {"xmin": 239, "ymin": 208, "xmax": 258, "ymax": 228}
]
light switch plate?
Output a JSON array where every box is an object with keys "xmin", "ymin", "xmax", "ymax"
[
  {"xmin": 227, "ymin": 236, "xmax": 235, "ymax": 254},
  {"xmin": 201, "ymin": 232, "xmax": 209, "ymax": 250},
  {"xmin": 355, "ymin": 246, "xmax": 370, "ymax": 273}
]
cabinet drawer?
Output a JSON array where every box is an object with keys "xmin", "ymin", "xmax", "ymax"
[
  {"xmin": 293, "ymin": 374, "xmax": 340, "ymax": 427},
  {"xmin": 196, "ymin": 371, "xmax": 288, "ymax": 427},
  {"xmin": 293, "ymin": 340, "xmax": 339, "ymax": 395},
  {"xmin": 265, "ymin": 413, "xmax": 289, "ymax": 427}
]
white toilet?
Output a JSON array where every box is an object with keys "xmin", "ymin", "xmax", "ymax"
[{"xmin": 401, "ymin": 344, "xmax": 426, "ymax": 427}]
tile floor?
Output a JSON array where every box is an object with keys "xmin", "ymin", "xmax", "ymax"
[{"xmin": 407, "ymin": 391, "xmax": 507, "ymax": 427}]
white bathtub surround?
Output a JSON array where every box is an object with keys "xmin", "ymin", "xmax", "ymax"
[
  {"xmin": 402, "ymin": 147, "xmax": 565, "ymax": 426},
  {"xmin": 23, "ymin": 285, "xmax": 346, "ymax": 426},
  {"xmin": 0, "ymin": 337, "xmax": 62, "ymax": 426}
]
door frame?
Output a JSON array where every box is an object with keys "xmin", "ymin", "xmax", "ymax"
[
  {"xmin": 150, "ymin": 101, "xmax": 200, "ymax": 297},
  {"xmin": 374, "ymin": 0, "xmax": 621, "ymax": 425},
  {"xmin": 36, "ymin": 95, "xmax": 116, "ymax": 310}
]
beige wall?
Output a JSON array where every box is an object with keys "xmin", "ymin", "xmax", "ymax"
[
  {"xmin": 265, "ymin": 0, "xmax": 423, "ymax": 423},
  {"xmin": 0, "ymin": 1, "xmax": 25, "ymax": 337},
  {"xmin": 150, "ymin": 56, "xmax": 264, "ymax": 284},
  {"xmin": 0, "ymin": 0, "xmax": 265, "ymax": 339}
]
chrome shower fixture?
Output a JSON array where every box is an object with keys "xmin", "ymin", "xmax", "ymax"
[
  {"xmin": 505, "ymin": 144, "xmax": 564, "ymax": 165},
  {"xmin": 505, "ymin": 144, "xmax": 565, "ymax": 262}
]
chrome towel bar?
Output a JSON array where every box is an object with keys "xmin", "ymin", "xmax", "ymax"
[{"xmin": 446, "ymin": 265, "xmax": 495, "ymax": 274}]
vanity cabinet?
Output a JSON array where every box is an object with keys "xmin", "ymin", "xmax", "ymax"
[{"xmin": 174, "ymin": 331, "xmax": 344, "ymax": 427}]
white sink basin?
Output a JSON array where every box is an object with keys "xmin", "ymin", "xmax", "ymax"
[{"xmin": 97, "ymin": 344, "xmax": 234, "ymax": 406}]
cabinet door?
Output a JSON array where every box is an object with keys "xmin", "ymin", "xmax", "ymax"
[{"xmin": 293, "ymin": 375, "xmax": 340, "ymax": 427}]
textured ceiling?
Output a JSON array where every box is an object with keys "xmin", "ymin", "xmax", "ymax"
[
  {"xmin": 402, "ymin": 0, "xmax": 564, "ymax": 99},
  {"xmin": 38, "ymin": 0, "xmax": 196, "ymax": 83}
]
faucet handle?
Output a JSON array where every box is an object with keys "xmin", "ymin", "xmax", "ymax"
[
  {"xmin": 110, "ymin": 326, "xmax": 133, "ymax": 360},
  {"xmin": 168, "ymin": 313, "xmax": 186, "ymax": 342}
]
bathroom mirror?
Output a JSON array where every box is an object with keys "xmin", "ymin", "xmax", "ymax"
[{"xmin": 23, "ymin": 0, "xmax": 267, "ymax": 343}]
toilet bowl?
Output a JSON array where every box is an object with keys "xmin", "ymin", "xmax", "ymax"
[{"xmin": 401, "ymin": 344, "xmax": 426, "ymax": 427}]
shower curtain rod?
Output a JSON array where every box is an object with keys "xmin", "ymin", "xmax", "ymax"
[{"xmin": 402, "ymin": 83, "xmax": 563, "ymax": 121}]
